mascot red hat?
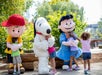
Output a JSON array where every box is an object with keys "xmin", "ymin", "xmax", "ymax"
[{"xmin": 2, "ymin": 14, "xmax": 25, "ymax": 27}]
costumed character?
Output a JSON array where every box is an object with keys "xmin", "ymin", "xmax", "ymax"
[
  {"xmin": 33, "ymin": 17, "xmax": 55, "ymax": 74},
  {"xmin": 1, "ymin": 14, "xmax": 26, "ymax": 74},
  {"xmin": 56, "ymin": 14, "xmax": 82, "ymax": 70}
]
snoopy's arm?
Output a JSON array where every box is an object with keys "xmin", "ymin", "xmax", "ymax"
[
  {"xmin": 48, "ymin": 36, "xmax": 55, "ymax": 47},
  {"xmin": 34, "ymin": 36, "xmax": 48, "ymax": 50}
]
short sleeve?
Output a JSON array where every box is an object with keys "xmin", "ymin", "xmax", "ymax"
[
  {"xmin": 18, "ymin": 36, "xmax": 22, "ymax": 43},
  {"xmin": 6, "ymin": 35, "xmax": 12, "ymax": 43}
]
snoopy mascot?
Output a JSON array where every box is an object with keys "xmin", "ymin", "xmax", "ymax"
[{"xmin": 33, "ymin": 17, "xmax": 55, "ymax": 74}]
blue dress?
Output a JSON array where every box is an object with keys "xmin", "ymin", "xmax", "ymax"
[{"xmin": 56, "ymin": 33, "xmax": 82, "ymax": 61}]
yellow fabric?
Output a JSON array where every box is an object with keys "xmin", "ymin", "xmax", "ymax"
[
  {"xmin": 6, "ymin": 35, "xmax": 22, "ymax": 43},
  {"xmin": 20, "ymin": 49, "xmax": 24, "ymax": 54},
  {"xmin": 8, "ymin": 63, "xmax": 14, "ymax": 69},
  {"xmin": 5, "ymin": 35, "xmax": 23, "ymax": 54},
  {"xmin": 4, "ymin": 48, "xmax": 12, "ymax": 54},
  {"xmin": 8, "ymin": 63, "xmax": 23, "ymax": 68}
]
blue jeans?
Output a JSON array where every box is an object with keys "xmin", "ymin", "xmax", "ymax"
[
  {"xmin": 49, "ymin": 51, "xmax": 56, "ymax": 58},
  {"xmin": 83, "ymin": 53, "xmax": 91, "ymax": 60}
]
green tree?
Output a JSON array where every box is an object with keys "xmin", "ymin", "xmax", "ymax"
[
  {"xmin": 35, "ymin": 0, "xmax": 87, "ymax": 47},
  {"xmin": 35, "ymin": 0, "xmax": 84, "ymax": 21},
  {"xmin": 22, "ymin": 23, "xmax": 34, "ymax": 50}
]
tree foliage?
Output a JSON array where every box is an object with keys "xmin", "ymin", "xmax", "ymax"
[
  {"xmin": 35, "ymin": 0, "xmax": 87, "ymax": 47},
  {"xmin": 22, "ymin": 23, "xmax": 34, "ymax": 50},
  {"xmin": 36, "ymin": 0, "xmax": 84, "ymax": 21}
]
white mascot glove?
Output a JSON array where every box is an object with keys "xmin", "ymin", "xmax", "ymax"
[
  {"xmin": 70, "ymin": 40, "xmax": 79, "ymax": 47},
  {"xmin": 7, "ymin": 43, "xmax": 17, "ymax": 51},
  {"xmin": 62, "ymin": 40, "xmax": 78, "ymax": 47},
  {"xmin": 62, "ymin": 41, "xmax": 72, "ymax": 46},
  {"xmin": 7, "ymin": 43, "xmax": 22, "ymax": 51},
  {"xmin": 11, "ymin": 44, "xmax": 19, "ymax": 51},
  {"xmin": 12, "ymin": 43, "xmax": 22, "ymax": 51},
  {"xmin": 48, "ymin": 36, "xmax": 55, "ymax": 47}
]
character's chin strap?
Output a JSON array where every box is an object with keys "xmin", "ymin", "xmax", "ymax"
[{"xmin": 36, "ymin": 32, "xmax": 43, "ymax": 35}]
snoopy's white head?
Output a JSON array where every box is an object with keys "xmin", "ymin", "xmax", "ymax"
[{"xmin": 35, "ymin": 17, "xmax": 51, "ymax": 36}]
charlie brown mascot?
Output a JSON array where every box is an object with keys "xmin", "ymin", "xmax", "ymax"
[{"xmin": 1, "ymin": 14, "xmax": 26, "ymax": 74}]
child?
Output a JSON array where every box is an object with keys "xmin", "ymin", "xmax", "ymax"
[
  {"xmin": 11, "ymin": 37, "xmax": 22, "ymax": 75},
  {"xmin": 45, "ymin": 35, "xmax": 57, "ymax": 74},
  {"xmin": 63, "ymin": 32, "xmax": 80, "ymax": 71},
  {"xmin": 80, "ymin": 32, "xmax": 91, "ymax": 74}
]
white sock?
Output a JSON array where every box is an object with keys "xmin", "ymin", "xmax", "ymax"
[{"xmin": 14, "ymin": 69, "xmax": 16, "ymax": 72}]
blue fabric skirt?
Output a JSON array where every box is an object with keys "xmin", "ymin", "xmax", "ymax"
[{"xmin": 56, "ymin": 44, "xmax": 82, "ymax": 61}]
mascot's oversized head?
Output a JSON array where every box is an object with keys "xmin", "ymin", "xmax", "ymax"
[
  {"xmin": 1, "ymin": 14, "xmax": 26, "ymax": 37},
  {"xmin": 58, "ymin": 14, "xmax": 75, "ymax": 33},
  {"xmin": 34, "ymin": 17, "xmax": 51, "ymax": 36}
]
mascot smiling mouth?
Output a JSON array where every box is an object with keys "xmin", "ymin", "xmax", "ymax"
[
  {"xmin": 58, "ymin": 24, "xmax": 75, "ymax": 33},
  {"xmin": 65, "ymin": 26, "xmax": 75, "ymax": 30}
]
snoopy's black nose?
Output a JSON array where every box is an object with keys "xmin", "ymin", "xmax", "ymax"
[{"xmin": 46, "ymin": 29, "xmax": 51, "ymax": 34}]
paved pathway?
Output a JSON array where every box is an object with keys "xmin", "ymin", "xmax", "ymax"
[
  {"xmin": 0, "ymin": 62, "xmax": 102, "ymax": 75},
  {"xmin": 0, "ymin": 48, "xmax": 102, "ymax": 75}
]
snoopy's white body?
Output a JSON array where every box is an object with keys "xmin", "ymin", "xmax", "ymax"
[{"xmin": 33, "ymin": 17, "xmax": 55, "ymax": 74}]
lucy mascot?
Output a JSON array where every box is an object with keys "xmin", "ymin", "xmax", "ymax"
[
  {"xmin": 56, "ymin": 14, "xmax": 82, "ymax": 70},
  {"xmin": 33, "ymin": 17, "xmax": 55, "ymax": 74},
  {"xmin": 1, "ymin": 14, "xmax": 26, "ymax": 74}
]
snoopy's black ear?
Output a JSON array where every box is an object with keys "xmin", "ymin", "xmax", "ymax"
[{"xmin": 34, "ymin": 20, "xmax": 36, "ymax": 37}]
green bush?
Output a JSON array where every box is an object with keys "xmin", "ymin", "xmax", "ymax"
[
  {"xmin": 0, "ymin": 26, "xmax": 7, "ymax": 57},
  {"xmin": 22, "ymin": 23, "xmax": 34, "ymax": 50}
]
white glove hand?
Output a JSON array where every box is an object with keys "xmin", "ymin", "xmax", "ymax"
[
  {"xmin": 11, "ymin": 44, "xmax": 21, "ymax": 51},
  {"xmin": 62, "ymin": 41, "xmax": 72, "ymax": 46},
  {"xmin": 48, "ymin": 36, "xmax": 55, "ymax": 47},
  {"xmin": 62, "ymin": 41, "xmax": 66, "ymax": 45},
  {"xmin": 11, "ymin": 45, "xmax": 18, "ymax": 51}
]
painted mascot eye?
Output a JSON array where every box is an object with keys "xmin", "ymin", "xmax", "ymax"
[{"xmin": 66, "ymin": 23, "xmax": 68, "ymax": 25}]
